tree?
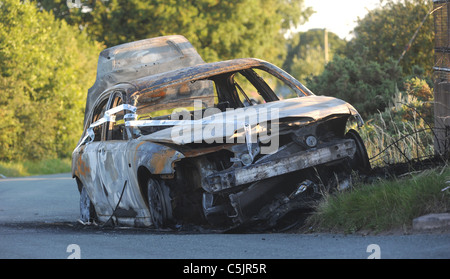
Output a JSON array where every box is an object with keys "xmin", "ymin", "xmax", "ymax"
[
  {"xmin": 283, "ymin": 29, "xmax": 346, "ymax": 83},
  {"xmin": 306, "ymin": 55, "xmax": 404, "ymax": 118},
  {"xmin": 345, "ymin": 0, "xmax": 434, "ymax": 77},
  {"xmin": 305, "ymin": 0, "xmax": 435, "ymax": 118},
  {"xmin": 0, "ymin": 0, "xmax": 101, "ymax": 161},
  {"xmin": 36, "ymin": 0, "xmax": 313, "ymax": 64}
]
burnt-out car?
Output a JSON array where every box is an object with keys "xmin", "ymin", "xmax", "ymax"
[{"xmin": 72, "ymin": 35, "xmax": 370, "ymax": 230}]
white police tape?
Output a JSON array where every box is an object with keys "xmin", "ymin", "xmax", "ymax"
[{"xmin": 77, "ymin": 103, "xmax": 271, "ymax": 150}]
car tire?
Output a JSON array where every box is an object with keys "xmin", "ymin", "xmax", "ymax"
[
  {"xmin": 345, "ymin": 129, "xmax": 371, "ymax": 173},
  {"xmin": 79, "ymin": 184, "xmax": 98, "ymax": 224},
  {"xmin": 147, "ymin": 178, "xmax": 173, "ymax": 228}
]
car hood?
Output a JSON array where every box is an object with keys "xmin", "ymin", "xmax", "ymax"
[{"xmin": 139, "ymin": 95, "xmax": 361, "ymax": 145}]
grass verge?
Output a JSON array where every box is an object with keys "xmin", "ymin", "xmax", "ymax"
[
  {"xmin": 306, "ymin": 165, "xmax": 450, "ymax": 233},
  {"xmin": 0, "ymin": 158, "xmax": 72, "ymax": 177}
]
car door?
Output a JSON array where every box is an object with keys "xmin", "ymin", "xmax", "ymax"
[
  {"xmin": 74, "ymin": 95, "xmax": 112, "ymax": 217},
  {"xmin": 96, "ymin": 91, "xmax": 136, "ymax": 219}
]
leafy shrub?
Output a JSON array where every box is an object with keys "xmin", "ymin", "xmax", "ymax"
[
  {"xmin": 306, "ymin": 55, "xmax": 403, "ymax": 118},
  {"xmin": 0, "ymin": 0, "xmax": 101, "ymax": 161}
]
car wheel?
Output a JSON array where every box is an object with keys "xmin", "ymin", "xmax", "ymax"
[
  {"xmin": 345, "ymin": 129, "xmax": 371, "ymax": 173},
  {"xmin": 147, "ymin": 178, "xmax": 173, "ymax": 228},
  {"xmin": 79, "ymin": 184, "xmax": 97, "ymax": 224}
]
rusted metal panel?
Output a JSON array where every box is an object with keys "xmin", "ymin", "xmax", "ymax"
[
  {"xmin": 204, "ymin": 140, "xmax": 356, "ymax": 192},
  {"xmin": 73, "ymin": 138, "xmax": 186, "ymax": 227},
  {"xmin": 131, "ymin": 140, "xmax": 185, "ymax": 175}
]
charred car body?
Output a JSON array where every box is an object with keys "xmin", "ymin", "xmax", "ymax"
[{"xmin": 72, "ymin": 35, "xmax": 370, "ymax": 230}]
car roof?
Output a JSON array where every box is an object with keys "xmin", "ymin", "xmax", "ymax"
[
  {"xmin": 84, "ymin": 35, "xmax": 204, "ymax": 127},
  {"xmin": 129, "ymin": 58, "xmax": 312, "ymax": 100}
]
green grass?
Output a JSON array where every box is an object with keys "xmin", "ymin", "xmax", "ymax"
[
  {"xmin": 0, "ymin": 158, "xmax": 72, "ymax": 177},
  {"xmin": 307, "ymin": 165, "xmax": 450, "ymax": 233}
]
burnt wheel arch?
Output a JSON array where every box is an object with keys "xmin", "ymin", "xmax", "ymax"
[{"xmin": 137, "ymin": 166, "xmax": 152, "ymax": 208}]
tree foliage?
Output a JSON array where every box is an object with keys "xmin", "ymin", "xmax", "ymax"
[
  {"xmin": 1, "ymin": 0, "xmax": 312, "ymax": 161},
  {"xmin": 0, "ymin": 0, "xmax": 101, "ymax": 161},
  {"xmin": 345, "ymin": 0, "xmax": 434, "ymax": 77},
  {"xmin": 306, "ymin": 55, "xmax": 404, "ymax": 118},
  {"xmin": 306, "ymin": 0, "xmax": 434, "ymax": 118},
  {"xmin": 37, "ymin": 0, "xmax": 313, "ymax": 64},
  {"xmin": 283, "ymin": 29, "xmax": 346, "ymax": 83}
]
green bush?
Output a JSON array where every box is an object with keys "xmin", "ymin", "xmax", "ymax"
[{"xmin": 306, "ymin": 55, "xmax": 403, "ymax": 118}]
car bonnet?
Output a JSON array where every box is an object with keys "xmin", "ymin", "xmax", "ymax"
[{"xmin": 138, "ymin": 95, "xmax": 361, "ymax": 145}]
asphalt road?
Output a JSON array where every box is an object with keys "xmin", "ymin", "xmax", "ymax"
[{"xmin": 0, "ymin": 173, "xmax": 449, "ymax": 259}]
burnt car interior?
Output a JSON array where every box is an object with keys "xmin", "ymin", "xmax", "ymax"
[
  {"xmin": 136, "ymin": 67, "xmax": 296, "ymax": 128},
  {"xmin": 131, "ymin": 71, "xmax": 257, "ymax": 138}
]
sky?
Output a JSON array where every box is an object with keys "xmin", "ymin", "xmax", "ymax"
[{"xmin": 296, "ymin": 0, "xmax": 383, "ymax": 40}]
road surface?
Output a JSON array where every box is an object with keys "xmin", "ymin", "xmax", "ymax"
[{"xmin": 0, "ymin": 173, "xmax": 449, "ymax": 259}]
